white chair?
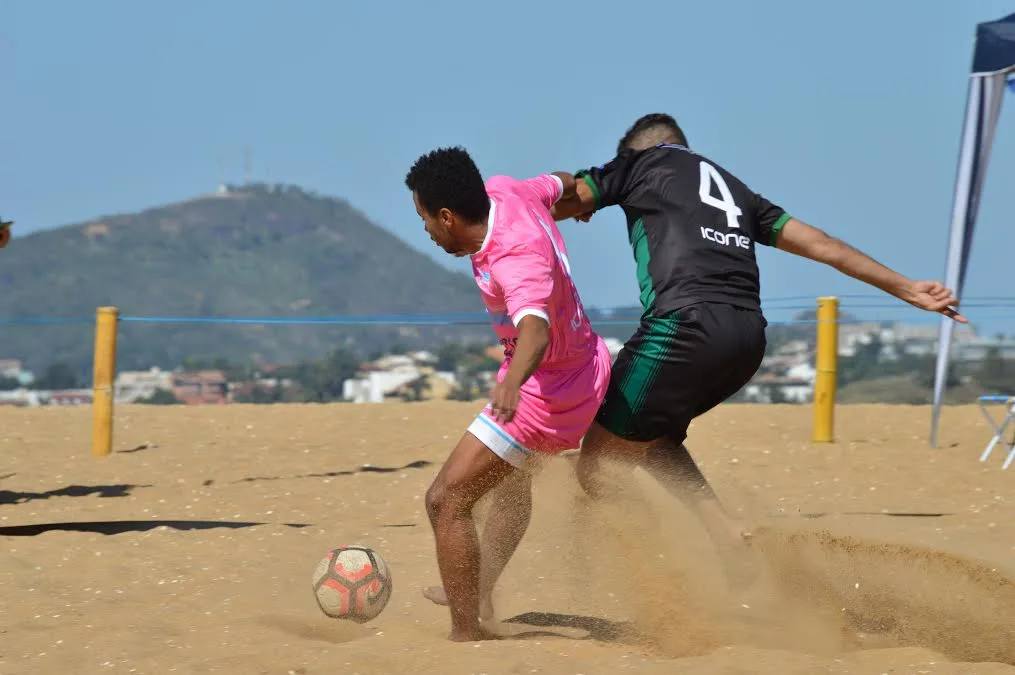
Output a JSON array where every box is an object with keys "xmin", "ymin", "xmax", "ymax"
[{"xmin": 977, "ymin": 395, "xmax": 1015, "ymax": 469}]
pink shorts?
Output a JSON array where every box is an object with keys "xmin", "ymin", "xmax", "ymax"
[{"xmin": 467, "ymin": 337, "xmax": 612, "ymax": 469}]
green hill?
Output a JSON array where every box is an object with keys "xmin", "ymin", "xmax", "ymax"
[{"xmin": 1, "ymin": 183, "xmax": 488, "ymax": 373}]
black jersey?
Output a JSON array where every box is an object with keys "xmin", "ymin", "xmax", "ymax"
[{"xmin": 577, "ymin": 144, "xmax": 791, "ymax": 316}]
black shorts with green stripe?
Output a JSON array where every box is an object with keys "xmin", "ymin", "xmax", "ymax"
[{"xmin": 596, "ymin": 302, "xmax": 767, "ymax": 445}]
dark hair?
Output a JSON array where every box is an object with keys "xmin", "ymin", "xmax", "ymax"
[
  {"xmin": 405, "ymin": 146, "xmax": 489, "ymax": 223},
  {"xmin": 616, "ymin": 113, "xmax": 688, "ymax": 154}
]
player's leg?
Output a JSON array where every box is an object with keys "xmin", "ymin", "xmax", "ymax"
[
  {"xmin": 575, "ymin": 420, "xmax": 651, "ymax": 499},
  {"xmin": 640, "ymin": 438, "xmax": 756, "ymax": 585},
  {"xmin": 477, "ymin": 467, "xmax": 532, "ymax": 617},
  {"xmin": 576, "ymin": 313, "xmax": 679, "ymax": 499},
  {"xmin": 637, "ymin": 304, "xmax": 767, "ymax": 582},
  {"xmin": 425, "ymin": 430, "xmax": 516, "ymax": 641},
  {"xmin": 422, "ymin": 467, "xmax": 533, "ymax": 620},
  {"xmin": 581, "ymin": 306, "xmax": 760, "ymax": 582}
]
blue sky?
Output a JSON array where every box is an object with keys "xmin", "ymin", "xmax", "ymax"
[{"xmin": 4, "ymin": 1, "xmax": 1014, "ymax": 333}]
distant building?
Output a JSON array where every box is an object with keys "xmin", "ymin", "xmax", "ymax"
[
  {"xmin": 344, "ymin": 349, "xmax": 462, "ymax": 403},
  {"xmin": 343, "ymin": 369, "xmax": 425, "ymax": 404},
  {"xmin": 171, "ymin": 370, "xmax": 229, "ymax": 405},
  {"xmin": 0, "ymin": 389, "xmax": 42, "ymax": 407},
  {"xmin": 230, "ymin": 377, "xmax": 297, "ymax": 401},
  {"xmin": 0, "ymin": 359, "xmax": 21, "ymax": 378},
  {"xmin": 47, "ymin": 389, "xmax": 94, "ymax": 406},
  {"xmin": 742, "ymin": 375, "xmax": 813, "ymax": 404},
  {"xmin": 116, "ymin": 367, "xmax": 174, "ymax": 403},
  {"xmin": 0, "ymin": 359, "xmax": 34, "ymax": 386}
]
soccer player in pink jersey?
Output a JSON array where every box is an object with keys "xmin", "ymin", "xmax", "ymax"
[{"xmin": 404, "ymin": 146, "xmax": 612, "ymax": 641}]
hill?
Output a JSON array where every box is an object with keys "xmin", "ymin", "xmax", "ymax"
[{"xmin": 1, "ymin": 183, "xmax": 489, "ymax": 373}]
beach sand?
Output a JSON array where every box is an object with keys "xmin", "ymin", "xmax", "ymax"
[{"xmin": 2, "ymin": 402, "xmax": 1015, "ymax": 674}]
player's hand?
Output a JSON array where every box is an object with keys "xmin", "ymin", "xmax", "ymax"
[
  {"xmin": 573, "ymin": 211, "xmax": 594, "ymax": 223},
  {"xmin": 489, "ymin": 379, "xmax": 521, "ymax": 424},
  {"xmin": 901, "ymin": 280, "xmax": 967, "ymax": 323}
]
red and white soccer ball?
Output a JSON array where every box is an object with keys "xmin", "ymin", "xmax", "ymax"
[{"xmin": 312, "ymin": 545, "xmax": 392, "ymax": 622}]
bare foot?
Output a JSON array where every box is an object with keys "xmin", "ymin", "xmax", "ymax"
[
  {"xmin": 448, "ymin": 624, "xmax": 501, "ymax": 642},
  {"xmin": 422, "ymin": 586, "xmax": 494, "ymax": 620},
  {"xmin": 422, "ymin": 585, "xmax": 450, "ymax": 606}
]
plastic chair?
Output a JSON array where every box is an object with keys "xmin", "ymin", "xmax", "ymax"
[{"xmin": 977, "ymin": 395, "xmax": 1015, "ymax": 469}]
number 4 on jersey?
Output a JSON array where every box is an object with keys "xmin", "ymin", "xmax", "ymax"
[{"xmin": 698, "ymin": 161, "xmax": 742, "ymax": 229}]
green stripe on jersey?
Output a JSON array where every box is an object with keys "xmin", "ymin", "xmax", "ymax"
[
  {"xmin": 580, "ymin": 174, "xmax": 601, "ymax": 209},
  {"xmin": 769, "ymin": 212, "xmax": 792, "ymax": 245},
  {"xmin": 598, "ymin": 313, "xmax": 680, "ymax": 437},
  {"xmin": 630, "ymin": 218, "xmax": 654, "ymax": 310}
]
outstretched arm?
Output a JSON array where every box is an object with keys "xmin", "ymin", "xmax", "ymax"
[{"xmin": 774, "ymin": 218, "xmax": 966, "ymax": 323}]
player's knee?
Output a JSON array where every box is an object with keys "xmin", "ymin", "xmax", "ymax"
[
  {"xmin": 425, "ymin": 479, "xmax": 469, "ymax": 524},
  {"xmin": 425, "ymin": 480, "xmax": 446, "ymax": 523}
]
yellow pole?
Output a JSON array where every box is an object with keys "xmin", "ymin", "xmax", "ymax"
[
  {"xmin": 812, "ymin": 296, "xmax": 839, "ymax": 443},
  {"xmin": 91, "ymin": 306, "xmax": 119, "ymax": 457}
]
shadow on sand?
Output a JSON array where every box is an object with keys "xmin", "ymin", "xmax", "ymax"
[
  {"xmin": 0, "ymin": 519, "xmax": 312, "ymax": 537},
  {"xmin": 501, "ymin": 611, "xmax": 638, "ymax": 643},
  {"xmin": 220, "ymin": 459, "xmax": 434, "ymax": 486},
  {"xmin": 0, "ymin": 483, "xmax": 152, "ymax": 506}
]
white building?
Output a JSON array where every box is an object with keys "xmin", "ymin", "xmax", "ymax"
[
  {"xmin": 115, "ymin": 367, "xmax": 174, "ymax": 403},
  {"xmin": 742, "ymin": 374, "xmax": 813, "ymax": 404},
  {"xmin": 786, "ymin": 361, "xmax": 816, "ymax": 384},
  {"xmin": 0, "ymin": 389, "xmax": 43, "ymax": 407},
  {"xmin": 343, "ymin": 369, "xmax": 425, "ymax": 404}
]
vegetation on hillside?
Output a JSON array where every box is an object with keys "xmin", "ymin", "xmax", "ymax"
[{"xmin": 1, "ymin": 183, "xmax": 489, "ymax": 372}]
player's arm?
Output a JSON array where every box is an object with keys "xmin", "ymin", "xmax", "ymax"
[
  {"xmin": 0, "ymin": 219, "xmax": 11, "ymax": 249},
  {"xmin": 774, "ymin": 217, "xmax": 967, "ymax": 323},
  {"xmin": 495, "ymin": 246, "xmax": 553, "ymax": 389},
  {"xmin": 549, "ymin": 151, "xmax": 637, "ymax": 222},
  {"xmin": 521, "ymin": 172, "xmax": 578, "ymax": 210},
  {"xmin": 502, "ymin": 314, "xmax": 551, "ymax": 389},
  {"xmin": 550, "ymin": 175, "xmax": 597, "ymax": 221}
]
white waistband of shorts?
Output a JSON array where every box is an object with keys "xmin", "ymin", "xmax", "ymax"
[{"xmin": 467, "ymin": 413, "xmax": 534, "ymax": 469}]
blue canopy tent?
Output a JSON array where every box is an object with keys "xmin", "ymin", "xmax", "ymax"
[{"xmin": 930, "ymin": 13, "xmax": 1015, "ymax": 447}]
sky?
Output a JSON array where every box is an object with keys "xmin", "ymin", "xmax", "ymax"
[{"xmin": 4, "ymin": 1, "xmax": 1014, "ymax": 333}]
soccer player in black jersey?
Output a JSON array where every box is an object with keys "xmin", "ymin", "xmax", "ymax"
[{"xmin": 549, "ymin": 113, "xmax": 967, "ymax": 576}]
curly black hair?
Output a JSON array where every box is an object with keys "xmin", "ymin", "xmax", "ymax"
[
  {"xmin": 616, "ymin": 113, "xmax": 688, "ymax": 154},
  {"xmin": 405, "ymin": 146, "xmax": 490, "ymax": 223}
]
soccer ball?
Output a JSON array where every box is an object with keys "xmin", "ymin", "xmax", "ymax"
[{"xmin": 312, "ymin": 545, "xmax": 392, "ymax": 622}]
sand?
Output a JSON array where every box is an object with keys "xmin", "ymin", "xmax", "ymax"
[{"xmin": 2, "ymin": 402, "xmax": 1015, "ymax": 674}]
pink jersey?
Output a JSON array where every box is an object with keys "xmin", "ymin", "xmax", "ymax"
[{"xmin": 471, "ymin": 174, "xmax": 598, "ymax": 393}]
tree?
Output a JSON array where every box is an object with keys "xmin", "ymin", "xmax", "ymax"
[
  {"xmin": 234, "ymin": 381, "xmax": 286, "ymax": 404},
  {"xmin": 974, "ymin": 347, "xmax": 1012, "ymax": 393},
  {"xmin": 436, "ymin": 342, "xmax": 468, "ymax": 372},
  {"xmin": 32, "ymin": 362, "xmax": 80, "ymax": 390},
  {"xmin": 435, "ymin": 342, "xmax": 495, "ymax": 372},
  {"xmin": 136, "ymin": 389, "xmax": 182, "ymax": 405},
  {"xmin": 838, "ymin": 334, "xmax": 883, "ymax": 387},
  {"xmin": 447, "ymin": 371, "xmax": 482, "ymax": 401},
  {"xmin": 768, "ymin": 384, "xmax": 788, "ymax": 404},
  {"xmin": 282, "ymin": 347, "xmax": 361, "ymax": 402},
  {"xmin": 400, "ymin": 375, "xmax": 431, "ymax": 402},
  {"xmin": 179, "ymin": 356, "xmax": 251, "ymax": 382}
]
